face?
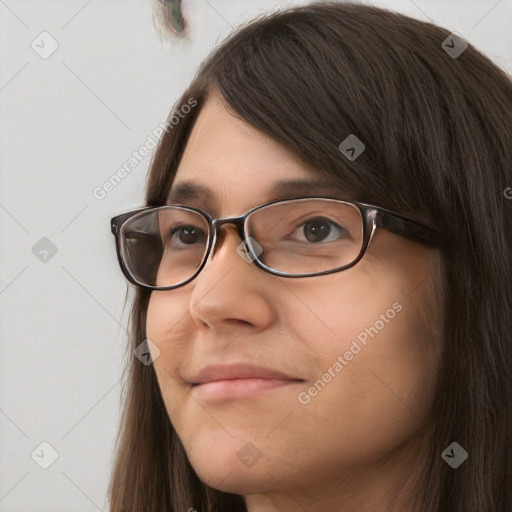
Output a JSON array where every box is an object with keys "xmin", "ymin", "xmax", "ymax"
[{"xmin": 145, "ymin": 91, "xmax": 443, "ymax": 504}]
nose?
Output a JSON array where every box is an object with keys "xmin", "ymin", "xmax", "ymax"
[{"xmin": 187, "ymin": 220, "xmax": 270, "ymax": 331}]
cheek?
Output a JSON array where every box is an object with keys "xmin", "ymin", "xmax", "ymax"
[
  {"xmin": 146, "ymin": 292, "xmax": 179, "ymax": 339},
  {"xmin": 285, "ymin": 273, "xmax": 439, "ymax": 459},
  {"xmin": 146, "ymin": 290, "xmax": 194, "ymax": 355},
  {"xmin": 145, "ymin": 293, "xmax": 192, "ymax": 414}
]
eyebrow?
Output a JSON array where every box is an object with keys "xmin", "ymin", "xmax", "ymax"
[{"xmin": 167, "ymin": 178, "xmax": 348, "ymax": 209}]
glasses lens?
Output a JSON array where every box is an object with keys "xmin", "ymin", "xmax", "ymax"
[
  {"xmin": 119, "ymin": 199, "xmax": 364, "ymax": 288},
  {"xmin": 246, "ymin": 199, "xmax": 364, "ymax": 274},
  {"xmin": 120, "ymin": 206, "xmax": 210, "ymax": 288}
]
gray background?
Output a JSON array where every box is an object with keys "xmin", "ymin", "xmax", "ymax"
[{"xmin": 0, "ymin": 0, "xmax": 510, "ymax": 510}]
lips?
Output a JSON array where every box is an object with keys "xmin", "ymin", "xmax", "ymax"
[
  {"xmin": 186, "ymin": 363, "xmax": 305, "ymax": 400},
  {"xmin": 188, "ymin": 363, "xmax": 303, "ymax": 386}
]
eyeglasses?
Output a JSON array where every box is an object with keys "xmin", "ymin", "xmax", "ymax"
[{"xmin": 110, "ymin": 196, "xmax": 449, "ymax": 291}]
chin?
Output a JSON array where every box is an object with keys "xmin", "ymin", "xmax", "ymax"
[
  {"xmin": 183, "ymin": 435, "xmax": 275, "ymax": 494},
  {"xmin": 194, "ymin": 463, "xmax": 274, "ymax": 495}
]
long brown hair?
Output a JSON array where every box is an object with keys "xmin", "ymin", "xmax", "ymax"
[{"xmin": 108, "ymin": 2, "xmax": 512, "ymax": 511}]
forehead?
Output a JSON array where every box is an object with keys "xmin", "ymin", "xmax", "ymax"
[{"xmin": 168, "ymin": 93, "xmax": 347, "ymax": 214}]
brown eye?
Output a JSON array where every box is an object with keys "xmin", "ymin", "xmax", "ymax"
[
  {"xmin": 291, "ymin": 217, "xmax": 348, "ymax": 243},
  {"xmin": 167, "ymin": 225, "xmax": 206, "ymax": 247}
]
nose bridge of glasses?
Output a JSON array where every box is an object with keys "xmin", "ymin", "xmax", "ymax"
[{"xmin": 210, "ymin": 216, "xmax": 247, "ymax": 254}]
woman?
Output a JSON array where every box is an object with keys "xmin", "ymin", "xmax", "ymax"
[{"xmin": 108, "ymin": 2, "xmax": 511, "ymax": 511}]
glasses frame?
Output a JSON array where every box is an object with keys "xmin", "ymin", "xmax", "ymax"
[{"xmin": 111, "ymin": 196, "xmax": 450, "ymax": 291}]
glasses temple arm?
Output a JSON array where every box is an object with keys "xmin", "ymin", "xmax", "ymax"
[{"xmin": 376, "ymin": 210, "xmax": 450, "ymax": 247}]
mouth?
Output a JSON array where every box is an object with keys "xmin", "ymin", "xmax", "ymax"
[
  {"xmin": 191, "ymin": 378, "xmax": 304, "ymax": 400},
  {"xmin": 187, "ymin": 363, "xmax": 305, "ymax": 400}
]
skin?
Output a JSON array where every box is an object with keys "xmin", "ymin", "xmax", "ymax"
[{"xmin": 146, "ymin": 91, "xmax": 443, "ymax": 512}]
